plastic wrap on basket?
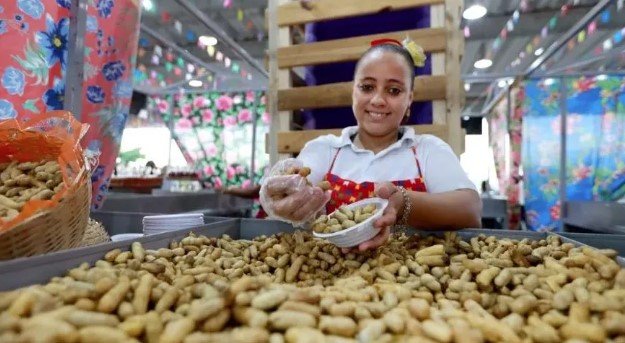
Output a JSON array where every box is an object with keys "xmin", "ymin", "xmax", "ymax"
[{"xmin": 0, "ymin": 111, "xmax": 91, "ymax": 259}]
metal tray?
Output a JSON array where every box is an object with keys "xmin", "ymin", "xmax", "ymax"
[
  {"xmin": 558, "ymin": 232, "xmax": 625, "ymax": 256},
  {"xmin": 1, "ymin": 219, "xmax": 623, "ymax": 291}
]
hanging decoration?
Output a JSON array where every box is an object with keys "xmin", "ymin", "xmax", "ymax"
[
  {"xmin": 174, "ymin": 20, "xmax": 183, "ymax": 34},
  {"xmin": 206, "ymin": 45, "xmax": 216, "ymax": 57},
  {"xmin": 185, "ymin": 29, "xmax": 197, "ymax": 43},
  {"xmin": 237, "ymin": 9, "xmax": 244, "ymax": 22},
  {"xmin": 502, "ymin": 0, "xmax": 621, "ymax": 72},
  {"xmin": 161, "ymin": 11, "xmax": 171, "ymax": 23},
  {"xmin": 223, "ymin": 0, "xmax": 232, "ymax": 8},
  {"xmin": 154, "ymin": 45, "xmax": 162, "ymax": 57}
]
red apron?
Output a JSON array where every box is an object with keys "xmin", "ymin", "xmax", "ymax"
[
  {"xmin": 324, "ymin": 146, "xmax": 427, "ymax": 213},
  {"xmin": 257, "ymin": 145, "xmax": 427, "ymax": 218}
]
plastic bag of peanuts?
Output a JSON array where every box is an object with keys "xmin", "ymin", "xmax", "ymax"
[{"xmin": 0, "ymin": 111, "xmax": 90, "ymax": 231}]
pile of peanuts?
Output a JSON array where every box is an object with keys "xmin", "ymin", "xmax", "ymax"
[
  {"xmin": 312, "ymin": 204, "xmax": 378, "ymax": 234},
  {"xmin": 1, "ymin": 230, "xmax": 625, "ymax": 343},
  {"xmin": 0, "ymin": 160, "xmax": 64, "ymax": 221}
]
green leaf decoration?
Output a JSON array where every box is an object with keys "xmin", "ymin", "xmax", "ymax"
[
  {"xmin": 12, "ymin": 40, "xmax": 49, "ymax": 86},
  {"xmin": 23, "ymin": 98, "xmax": 40, "ymax": 113}
]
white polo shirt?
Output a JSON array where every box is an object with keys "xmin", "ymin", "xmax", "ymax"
[{"xmin": 297, "ymin": 126, "xmax": 476, "ymax": 193}]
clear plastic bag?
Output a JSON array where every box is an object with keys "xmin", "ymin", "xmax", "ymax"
[{"xmin": 259, "ymin": 158, "xmax": 329, "ymax": 227}]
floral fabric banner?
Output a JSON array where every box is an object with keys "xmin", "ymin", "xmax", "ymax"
[
  {"xmin": 488, "ymin": 88, "xmax": 524, "ymax": 230},
  {"xmin": 0, "ymin": 0, "xmax": 141, "ymax": 209},
  {"xmin": 149, "ymin": 91, "xmax": 270, "ymax": 191},
  {"xmin": 523, "ymin": 76, "xmax": 625, "ymax": 231}
]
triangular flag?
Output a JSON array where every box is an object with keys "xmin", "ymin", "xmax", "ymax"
[
  {"xmin": 207, "ymin": 45, "xmax": 216, "ymax": 57},
  {"xmin": 237, "ymin": 9, "xmax": 244, "ymax": 22}
]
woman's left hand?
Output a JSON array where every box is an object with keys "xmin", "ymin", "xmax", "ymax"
[{"xmin": 342, "ymin": 182, "xmax": 404, "ymax": 253}]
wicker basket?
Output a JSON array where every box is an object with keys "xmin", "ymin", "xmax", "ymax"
[{"xmin": 0, "ymin": 177, "xmax": 91, "ymax": 260}]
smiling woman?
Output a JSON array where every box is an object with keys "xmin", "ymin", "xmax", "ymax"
[{"xmin": 260, "ymin": 39, "xmax": 482, "ymax": 252}]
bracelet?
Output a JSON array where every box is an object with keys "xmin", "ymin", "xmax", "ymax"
[{"xmin": 396, "ymin": 186, "xmax": 411, "ymax": 230}]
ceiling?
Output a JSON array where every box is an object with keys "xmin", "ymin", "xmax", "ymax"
[
  {"xmin": 133, "ymin": 0, "xmax": 625, "ymax": 116},
  {"xmin": 462, "ymin": 0, "xmax": 625, "ymax": 116},
  {"xmin": 134, "ymin": 0, "xmax": 269, "ymax": 94}
]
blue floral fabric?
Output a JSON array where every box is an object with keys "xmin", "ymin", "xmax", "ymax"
[{"xmin": 522, "ymin": 76, "xmax": 625, "ymax": 231}]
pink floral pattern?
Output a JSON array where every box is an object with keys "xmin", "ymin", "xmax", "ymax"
[
  {"xmin": 216, "ymin": 95, "xmax": 233, "ymax": 111},
  {"xmin": 148, "ymin": 91, "xmax": 270, "ymax": 194}
]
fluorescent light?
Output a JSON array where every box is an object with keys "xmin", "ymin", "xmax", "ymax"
[
  {"xmin": 597, "ymin": 74, "xmax": 608, "ymax": 81},
  {"xmin": 463, "ymin": 116, "xmax": 470, "ymax": 121},
  {"xmin": 142, "ymin": 0, "xmax": 153, "ymax": 11},
  {"xmin": 534, "ymin": 47, "xmax": 544, "ymax": 56},
  {"xmin": 198, "ymin": 36, "xmax": 218, "ymax": 46},
  {"xmin": 544, "ymin": 78, "xmax": 555, "ymax": 86},
  {"xmin": 464, "ymin": 83, "xmax": 471, "ymax": 91},
  {"xmin": 474, "ymin": 58, "xmax": 492, "ymax": 69},
  {"xmin": 189, "ymin": 80, "xmax": 203, "ymax": 87},
  {"xmin": 463, "ymin": 5, "xmax": 487, "ymax": 20}
]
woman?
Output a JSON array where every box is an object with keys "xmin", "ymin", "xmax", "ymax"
[{"xmin": 260, "ymin": 38, "xmax": 481, "ymax": 251}]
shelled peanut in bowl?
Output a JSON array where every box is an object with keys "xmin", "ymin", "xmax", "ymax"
[
  {"xmin": 0, "ymin": 160, "xmax": 64, "ymax": 222},
  {"xmin": 312, "ymin": 203, "xmax": 378, "ymax": 234}
]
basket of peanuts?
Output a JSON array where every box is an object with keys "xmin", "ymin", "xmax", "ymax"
[
  {"xmin": 0, "ymin": 111, "xmax": 91, "ymax": 260},
  {"xmin": 312, "ymin": 197, "xmax": 389, "ymax": 248}
]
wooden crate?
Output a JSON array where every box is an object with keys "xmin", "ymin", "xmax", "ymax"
[{"xmin": 267, "ymin": 0, "xmax": 464, "ymax": 163}]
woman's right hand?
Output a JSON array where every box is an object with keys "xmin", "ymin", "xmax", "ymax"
[{"xmin": 260, "ymin": 173, "xmax": 330, "ymax": 225}]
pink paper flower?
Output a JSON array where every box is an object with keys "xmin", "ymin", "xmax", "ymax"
[
  {"xmin": 238, "ymin": 109, "xmax": 252, "ymax": 123},
  {"xmin": 241, "ymin": 179, "xmax": 252, "ymax": 189},
  {"xmin": 203, "ymin": 165, "xmax": 214, "ymax": 176},
  {"xmin": 157, "ymin": 100, "xmax": 169, "ymax": 114},
  {"xmin": 192, "ymin": 116, "xmax": 201, "ymax": 124},
  {"xmin": 223, "ymin": 115, "xmax": 237, "ymax": 127},
  {"xmin": 204, "ymin": 142, "xmax": 218, "ymax": 157},
  {"xmin": 216, "ymin": 95, "xmax": 233, "ymax": 111},
  {"xmin": 213, "ymin": 176, "xmax": 223, "ymax": 189},
  {"xmin": 262, "ymin": 111, "xmax": 271, "ymax": 124},
  {"xmin": 201, "ymin": 109, "xmax": 214, "ymax": 123},
  {"xmin": 181, "ymin": 104, "xmax": 192, "ymax": 117},
  {"xmin": 260, "ymin": 95, "xmax": 266, "ymax": 105},
  {"xmin": 227, "ymin": 166, "xmax": 236, "ymax": 180},
  {"xmin": 235, "ymin": 165, "xmax": 245, "ymax": 174},
  {"xmin": 246, "ymin": 91, "xmax": 255, "ymax": 102},
  {"xmin": 193, "ymin": 96, "xmax": 206, "ymax": 109},
  {"xmin": 176, "ymin": 118, "xmax": 193, "ymax": 130}
]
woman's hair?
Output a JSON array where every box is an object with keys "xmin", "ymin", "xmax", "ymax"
[{"xmin": 354, "ymin": 44, "xmax": 416, "ymax": 89}]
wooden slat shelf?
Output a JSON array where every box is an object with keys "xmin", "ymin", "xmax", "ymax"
[
  {"xmin": 277, "ymin": 0, "xmax": 445, "ymax": 27},
  {"xmin": 277, "ymin": 28, "xmax": 447, "ymax": 68}
]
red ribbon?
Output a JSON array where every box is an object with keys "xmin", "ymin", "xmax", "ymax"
[{"xmin": 370, "ymin": 38, "xmax": 402, "ymax": 47}]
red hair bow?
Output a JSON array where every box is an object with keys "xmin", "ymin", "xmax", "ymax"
[{"xmin": 370, "ymin": 38, "xmax": 402, "ymax": 47}]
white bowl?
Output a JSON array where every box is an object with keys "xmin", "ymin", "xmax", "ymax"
[
  {"xmin": 111, "ymin": 233, "xmax": 144, "ymax": 242},
  {"xmin": 312, "ymin": 198, "xmax": 388, "ymax": 248}
]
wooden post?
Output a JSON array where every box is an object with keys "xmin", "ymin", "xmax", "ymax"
[
  {"xmin": 444, "ymin": 0, "xmax": 465, "ymax": 155},
  {"xmin": 430, "ymin": 3, "xmax": 446, "ymax": 126},
  {"xmin": 268, "ymin": 0, "xmax": 292, "ymax": 165}
]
